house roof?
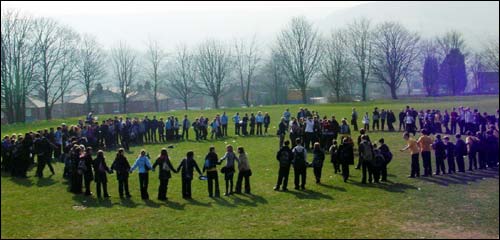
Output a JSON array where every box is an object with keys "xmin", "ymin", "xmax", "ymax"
[
  {"xmin": 26, "ymin": 97, "xmax": 45, "ymax": 108},
  {"xmin": 128, "ymin": 91, "xmax": 169, "ymax": 101},
  {"xmin": 88, "ymin": 89, "xmax": 121, "ymax": 104}
]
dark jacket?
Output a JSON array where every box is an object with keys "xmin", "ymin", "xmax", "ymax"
[
  {"xmin": 445, "ymin": 142, "xmax": 455, "ymax": 160},
  {"xmin": 177, "ymin": 158, "xmax": 202, "ymax": 180},
  {"xmin": 312, "ymin": 149, "xmax": 325, "ymax": 168},
  {"xmin": 455, "ymin": 139, "xmax": 467, "ymax": 157},
  {"xmin": 203, "ymin": 152, "xmax": 219, "ymax": 172},
  {"xmin": 433, "ymin": 139, "xmax": 446, "ymax": 158},
  {"xmin": 93, "ymin": 156, "xmax": 111, "ymax": 183},
  {"xmin": 276, "ymin": 146, "xmax": 293, "ymax": 167},
  {"xmin": 152, "ymin": 156, "xmax": 176, "ymax": 180},
  {"xmin": 82, "ymin": 154, "xmax": 94, "ymax": 179},
  {"xmin": 111, "ymin": 155, "xmax": 131, "ymax": 180},
  {"xmin": 339, "ymin": 143, "xmax": 354, "ymax": 165}
]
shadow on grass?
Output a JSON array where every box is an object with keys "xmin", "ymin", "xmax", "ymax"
[
  {"xmin": 5, "ymin": 175, "xmax": 34, "ymax": 187},
  {"xmin": 318, "ymin": 183, "xmax": 347, "ymax": 192},
  {"xmin": 186, "ymin": 198, "xmax": 212, "ymax": 207},
  {"xmin": 35, "ymin": 175, "xmax": 57, "ymax": 187},
  {"xmin": 419, "ymin": 169, "xmax": 499, "ymax": 186},
  {"xmin": 72, "ymin": 194, "xmax": 115, "ymax": 208},
  {"xmin": 351, "ymin": 181, "xmax": 418, "ymax": 193},
  {"xmin": 285, "ymin": 189, "xmax": 334, "ymax": 200},
  {"xmin": 163, "ymin": 200, "xmax": 186, "ymax": 210}
]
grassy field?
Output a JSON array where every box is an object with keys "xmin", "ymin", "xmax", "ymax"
[{"xmin": 1, "ymin": 95, "xmax": 499, "ymax": 239}]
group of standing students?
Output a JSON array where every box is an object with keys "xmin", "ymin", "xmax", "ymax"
[{"xmin": 66, "ymin": 143, "xmax": 252, "ymax": 200}]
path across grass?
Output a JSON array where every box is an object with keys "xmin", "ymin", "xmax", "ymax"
[{"xmin": 1, "ymin": 95, "xmax": 499, "ymax": 238}]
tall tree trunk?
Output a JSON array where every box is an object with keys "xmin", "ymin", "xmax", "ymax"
[
  {"xmin": 184, "ymin": 99, "xmax": 188, "ymax": 111},
  {"xmin": 361, "ymin": 80, "xmax": 367, "ymax": 101},
  {"xmin": 213, "ymin": 96, "xmax": 219, "ymax": 109},
  {"xmin": 45, "ymin": 106, "xmax": 52, "ymax": 120},
  {"xmin": 390, "ymin": 86, "xmax": 398, "ymax": 99},
  {"xmin": 301, "ymin": 87, "xmax": 307, "ymax": 104},
  {"xmin": 87, "ymin": 92, "xmax": 92, "ymax": 113}
]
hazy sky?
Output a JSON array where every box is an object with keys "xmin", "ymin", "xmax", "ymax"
[{"xmin": 2, "ymin": 1, "xmax": 370, "ymax": 50}]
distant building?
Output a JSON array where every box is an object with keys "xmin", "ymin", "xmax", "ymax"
[
  {"xmin": 287, "ymin": 89, "xmax": 312, "ymax": 104},
  {"xmin": 128, "ymin": 91, "xmax": 170, "ymax": 113},
  {"xmin": 476, "ymin": 72, "xmax": 499, "ymax": 94}
]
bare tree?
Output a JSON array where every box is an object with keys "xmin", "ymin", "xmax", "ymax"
[
  {"xmin": 1, "ymin": 9, "xmax": 39, "ymax": 123},
  {"xmin": 371, "ymin": 21, "xmax": 421, "ymax": 99},
  {"xmin": 168, "ymin": 44, "xmax": 197, "ymax": 110},
  {"xmin": 482, "ymin": 37, "xmax": 499, "ymax": 72},
  {"xmin": 468, "ymin": 53, "xmax": 486, "ymax": 92},
  {"xmin": 263, "ymin": 50, "xmax": 288, "ymax": 105},
  {"xmin": 76, "ymin": 34, "xmax": 106, "ymax": 113},
  {"xmin": 234, "ymin": 36, "xmax": 260, "ymax": 107},
  {"xmin": 34, "ymin": 17, "xmax": 80, "ymax": 120},
  {"xmin": 195, "ymin": 39, "xmax": 232, "ymax": 109},
  {"xmin": 111, "ymin": 42, "xmax": 137, "ymax": 113},
  {"xmin": 436, "ymin": 30, "xmax": 466, "ymax": 59},
  {"xmin": 276, "ymin": 16, "xmax": 323, "ymax": 104},
  {"xmin": 320, "ymin": 29, "xmax": 352, "ymax": 102},
  {"xmin": 146, "ymin": 39, "xmax": 166, "ymax": 112},
  {"xmin": 347, "ymin": 18, "xmax": 373, "ymax": 101}
]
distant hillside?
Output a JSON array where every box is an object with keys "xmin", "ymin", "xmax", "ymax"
[{"xmin": 317, "ymin": 1, "xmax": 499, "ymax": 50}]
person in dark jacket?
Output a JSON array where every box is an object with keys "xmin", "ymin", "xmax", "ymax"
[
  {"xmin": 93, "ymin": 150, "xmax": 112, "ymax": 198},
  {"xmin": 485, "ymin": 129, "xmax": 499, "ymax": 168},
  {"xmin": 432, "ymin": 135, "xmax": 447, "ymax": 175},
  {"xmin": 443, "ymin": 136, "xmax": 456, "ymax": 174},
  {"xmin": 338, "ymin": 137, "xmax": 354, "ymax": 182},
  {"xmin": 264, "ymin": 113, "xmax": 271, "ymax": 135},
  {"xmin": 176, "ymin": 151, "xmax": 202, "ymax": 199},
  {"xmin": 111, "ymin": 148, "xmax": 131, "ymax": 198},
  {"xmin": 81, "ymin": 147, "xmax": 94, "ymax": 196},
  {"xmin": 152, "ymin": 148, "xmax": 177, "ymax": 200},
  {"xmin": 277, "ymin": 118, "xmax": 288, "ymax": 149},
  {"xmin": 151, "ymin": 116, "xmax": 158, "ymax": 143},
  {"xmin": 274, "ymin": 140, "xmax": 293, "ymax": 191},
  {"xmin": 378, "ymin": 138, "xmax": 392, "ymax": 182},
  {"xmin": 203, "ymin": 147, "xmax": 221, "ymax": 197},
  {"xmin": 70, "ymin": 145, "xmax": 83, "ymax": 194},
  {"xmin": 34, "ymin": 134, "xmax": 55, "ymax": 178},
  {"xmin": 292, "ymin": 138, "xmax": 308, "ymax": 190},
  {"xmin": 454, "ymin": 134, "xmax": 467, "ymax": 173}
]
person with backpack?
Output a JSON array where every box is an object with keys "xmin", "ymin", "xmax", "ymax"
[
  {"xmin": 401, "ymin": 132, "xmax": 420, "ymax": 178},
  {"xmin": 235, "ymin": 147, "xmax": 251, "ymax": 194},
  {"xmin": 81, "ymin": 147, "xmax": 94, "ymax": 196},
  {"xmin": 93, "ymin": 150, "xmax": 112, "ymax": 199},
  {"xmin": 371, "ymin": 144, "xmax": 385, "ymax": 183},
  {"xmin": 338, "ymin": 137, "xmax": 354, "ymax": 182},
  {"xmin": 292, "ymin": 138, "xmax": 308, "ymax": 190},
  {"xmin": 312, "ymin": 142, "xmax": 325, "ymax": 184},
  {"xmin": 219, "ymin": 145, "xmax": 239, "ymax": 196},
  {"xmin": 417, "ymin": 129, "xmax": 433, "ymax": 177},
  {"xmin": 355, "ymin": 129, "xmax": 371, "ymax": 170},
  {"xmin": 465, "ymin": 131, "xmax": 479, "ymax": 171},
  {"xmin": 432, "ymin": 134, "xmax": 447, "ymax": 175},
  {"xmin": 111, "ymin": 148, "xmax": 131, "ymax": 198},
  {"xmin": 176, "ymin": 151, "xmax": 203, "ymax": 199},
  {"xmin": 275, "ymin": 140, "xmax": 293, "ymax": 191},
  {"xmin": 359, "ymin": 135, "xmax": 374, "ymax": 184},
  {"xmin": 130, "ymin": 150, "xmax": 153, "ymax": 200},
  {"xmin": 329, "ymin": 140, "xmax": 340, "ymax": 174},
  {"xmin": 203, "ymin": 146, "xmax": 221, "ymax": 197},
  {"xmin": 152, "ymin": 148, "xmax": 177, "ymax": 201},
  {"xmin": 378, "ymin": 138, "xmax": 393, "ymax": 182},
  {"xmin": 454, "ymin": 134, "xmax": 467, "ymax": 173},
  {"xmin": 443, "ymin": 136, "xmax": 456, "ymax": 174}
]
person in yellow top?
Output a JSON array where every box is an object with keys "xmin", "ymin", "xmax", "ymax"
[
  {"xmin": 417, "ymin": 129, "xmax": 434, "ymax": 177},
  {"xmin": 401, "ymin": 132, "xmax": 421, "ymax": 178}
]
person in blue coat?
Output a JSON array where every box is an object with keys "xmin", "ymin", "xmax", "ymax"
[
  {"xmin": 130, "ymin": 150, "xmax": 153, "ymax": 200},
  {"xmin": 221, "ymin": 112, "xmax": 229, "ymax": 137}
]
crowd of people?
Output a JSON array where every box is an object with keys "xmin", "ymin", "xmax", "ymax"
[{"xmin": 1, "ymin": 105, "xmax": 499, "ymax": 200}]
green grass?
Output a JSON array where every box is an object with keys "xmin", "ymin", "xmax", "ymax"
[{"xmin": 1, "ymin": 95, "xmax": 499, "ymax": 239}]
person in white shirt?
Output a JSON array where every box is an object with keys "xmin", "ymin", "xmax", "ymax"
[
  {"xmin": 304, "ymin": 117, "xmax": 315, "ymax": 150},
  {"xmin": 405, "ymin": 112, "xmax": 416, "ymax": 135},
  {"xmin": 362, "ymin": 113, "xmax": 370, "ymax": 131}
]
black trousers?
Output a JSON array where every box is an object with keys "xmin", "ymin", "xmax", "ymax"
[
  {"xmin": 139, "ymin": 172, "xmax": 149, "ymax": 199},
  {"xmin": 144, "ymin": 129, "xmax": 150, "ymax": 142},
  {"xmin": 381, "ymin": 119, "xmax": 386, "ymax": 131},
  {"xmin": 456, "ymin": 156, "xmax": 466, "ymax": 172},
  {"xmin": 351, "ymin": 119, "xmax": 358, "ymax": 131},
  {"xmin": 222, "ymin": 124, "xmax": 228, "ymax": 136},
  {"xmin": 422, "ymin": 151, "xmax": 432, "ymax": 176},
  {"xmin": 294, "ymin": 166, "xmax": 306, "ymax": 188},
  {"xmin": 276, "ymin": 166, "xmax": 290, "ymax": 189},
  {"xmin": 158, "ymin": 178, "xmax": 169, "ymax": 200},
  {"xmin": 235, "ymin": 123, "xmax": 240, "ymax": 135},
  {"xmin": 36, "ymin": 155, "xmax": 47, "ymax": 177},
  {"xmin": 158, "ymin": 130, "xmax": 165, "ymax": 142},
  {"xmin": 235, "ymin": 170, "xmax": 251, "ymax": 193},
  {"xmin": 373, "ymin": 120, "xmax": 380, "ymax": 130},
  {"xmin": 151, "ymin": 128, "xmax": 157, "ymax": 142},
  {"xmin": 256, "ymin": 123, "xmax": 263, "ymax": 135},
  {"xmin": 468, "ymin": 152, "xmax": 477, "ymax": 170},
  {"xmin": 447, "ymin": 156, "xmax": 456, "ymax": 173},
  {"xmin": 207, "ymin": 171, "xmax": 220, "ymax": 197},
  {"xmin": 341, "ymin": 163, "xmax": 350, "ymax": 182},
  {"xmin": 118, "ymin": 177, "xmax": 130, "ymax": 197},
  {"xmin": 361, "ymin": 161, "xmax": 373, "ymax": 183},
  {"xmin": 435, "ymin": 156, "xmax": 446, "ymax": 175},
  {"xmin": 182, "ymin": 128, "xmax": 189, "ymax": 140},
  {"xmin": 305, "ymin": 132, "xmax": 315, "ymax": 149},
  {"xmin": 410, "ymin": 153, "xmax": 420, "ymax": 177},
  {"xmin": 95, "ymin": 181, "xmax": 109, "ymax": 198},
  {"xmin": 313, "ymin": 166, "xmax": 323, "ymax": 183},
  {"xmin": 84, "ymin": 174, "xmax": 93, "ymax": 195},
  {"xmin": 380, "ymin": 162, "xmax": 389, "ymax": 181},
  {"xmin": 181, "ymin": 177, "xmax": 192, "ymax": 198},
  {"xmin": 451, "ymin": 121, "xmax": 457, "ymax": 134}
]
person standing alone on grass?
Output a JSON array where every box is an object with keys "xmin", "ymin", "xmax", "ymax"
[
  {"xmin": 401, "ymin": 132, "xmax": 420, "ymax": 178},
  {"xmin": 275, "ymin": 140, "xmax": 293, "ymax": 191},
  {"xmin": 235, "ymin": 147, "xmax": 251, "ymax": 194},
  {"xmin": 130, "ymin": 150, "xmax": 153, "ymax": 200},
  {"xmin": 292, "ymin": 138, "xmax": 308, "ymax": 190}
]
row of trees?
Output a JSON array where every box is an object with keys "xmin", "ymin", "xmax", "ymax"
[{"xmin": 2, "ymin": 9, "xmax": 499, "ymax": 123}]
